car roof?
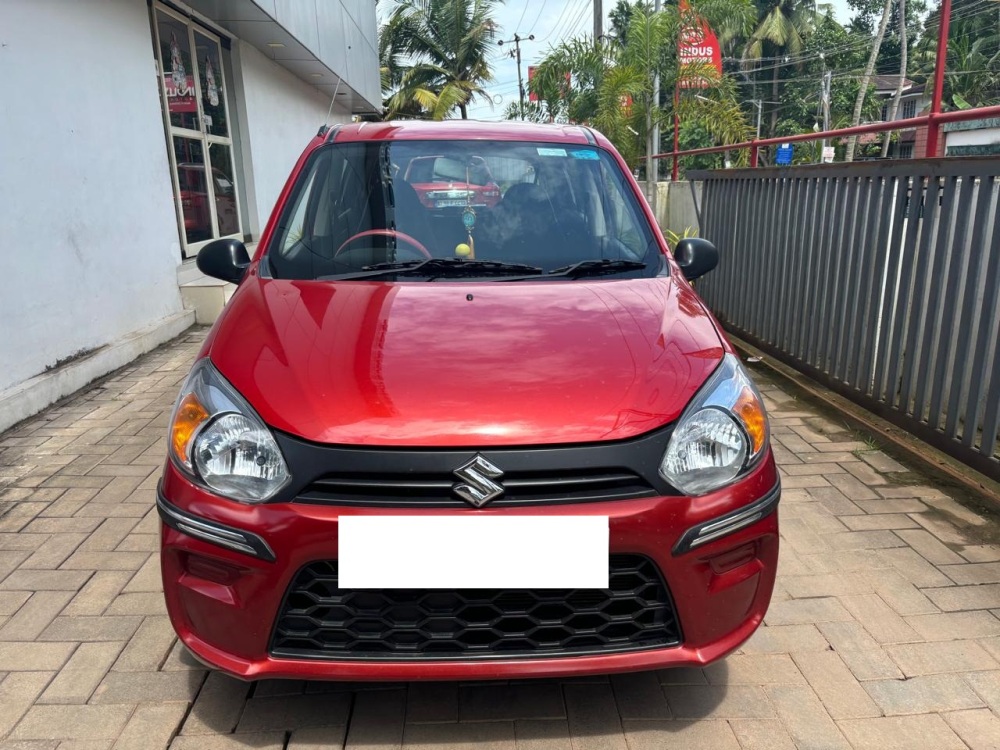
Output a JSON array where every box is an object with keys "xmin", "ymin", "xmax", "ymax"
[{"xmin": 330, "ymin": 119, "xmax": 600, "ymax": 146}]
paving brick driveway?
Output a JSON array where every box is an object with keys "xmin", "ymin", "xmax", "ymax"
[{"xmin": 2, "ymin": 327, "xmax": 1000, "ymax": 749}]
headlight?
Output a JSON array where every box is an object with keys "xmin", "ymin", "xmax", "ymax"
[
  {"xmin": 660, "ymin": 354, "xmax": 769, "ymax": 495},
  {"xmin": 168, "ymin": 359, "xmax": 290, "ymax": 503}
]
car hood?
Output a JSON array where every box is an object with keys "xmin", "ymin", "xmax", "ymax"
[{"xmin": 207, "ymin": 273, "xmax": 725, "ymax": 446}]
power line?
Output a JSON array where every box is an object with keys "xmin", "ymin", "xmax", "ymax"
[
  {"xmin": 513, "ymin": 0, "xmax": 531, "ymax": 33},
  {"xmin": 539, "ymin": 0, "xmax": 589, "ymax": 43},
  {"xmin": 526, "ymin": 0, "xmax": 553, "ymax": 36},
  {"xmin": 734, "ymin": 0, "xmax": 996, "ymax": 75}
]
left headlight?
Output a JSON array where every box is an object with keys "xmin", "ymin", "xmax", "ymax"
[
  {"xmin": 660, "ymin": 354, "xmax": 769, "ymax": 496},
  {"xmin": 168, "ymin": 359, "xmax": 290, "ymax": 503}
]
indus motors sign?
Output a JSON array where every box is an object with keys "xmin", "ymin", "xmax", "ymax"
[{"xmin": 678, "ymin": 1, "xmax": 722, "ymax": 90}]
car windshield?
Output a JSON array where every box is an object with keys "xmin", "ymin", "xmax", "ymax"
[{"xmin": 268, "ymin": 140, "xmax": 660, "ymax": 281}]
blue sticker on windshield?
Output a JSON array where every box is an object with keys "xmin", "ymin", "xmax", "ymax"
[
  {"xmin": 536, "ymin": 147, "xmax": 567, "ymax": 157},
  {"xmin": 570, "ymin": 149, "xmax": 601, "ymax": 160}
]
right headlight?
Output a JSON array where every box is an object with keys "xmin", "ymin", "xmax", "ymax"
[
  {"xmin": 660, "ymin": 354, "xmax": 769, "ymax": 496},
  {"xmin": 168, "ymin": 358, "xmax": 290, "ymax": 504}
]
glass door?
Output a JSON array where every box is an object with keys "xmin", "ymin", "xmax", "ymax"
[{"xmin": 153, "ymin": 3, "xmax": 242, "ymax": 257}]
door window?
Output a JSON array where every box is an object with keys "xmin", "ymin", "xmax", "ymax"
[{"xmin": 153, "ymin": 3, "xmax": 242, "ymax": 257}]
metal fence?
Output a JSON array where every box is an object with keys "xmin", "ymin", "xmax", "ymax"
[{"xmin": 689, "ymin": 158, "xmax": 1000, "ymax": 481}]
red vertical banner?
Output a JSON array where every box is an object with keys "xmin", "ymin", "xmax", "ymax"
[
  {"xmin": 528, "ymin": 66, "xmax": 538, "ymax": 102},
  {"xmin": 678, "ymin": 0, "xmax": 722, "ymax": 89}
]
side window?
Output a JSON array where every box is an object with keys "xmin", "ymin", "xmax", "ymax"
[
  {"xmin": 279, "ymin": 152, "xmax": 327, "ymax": 255},
  {"xmin": 599, "ymin": 160, "xmax": 647, "ymax": 259},
  {"xmin": 281, "ymin": 170, "xmax": 317, "ymax": 254}
]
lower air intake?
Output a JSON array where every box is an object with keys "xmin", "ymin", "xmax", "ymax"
[{"xmin": 270, "ymin": 554, "xmax": 681, "ymax": 660}]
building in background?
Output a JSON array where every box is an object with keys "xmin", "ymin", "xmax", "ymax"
[
  {"xmin": 0, "ymin": 0, "xmax": 379, "ymax": 433},
  {"xmin": 873, "ymin": 76, "xmax": 929, "ymax": 159},
  {"xmin": 944, "ymin": 118, "xmax": 1000, "ymax": 157}
]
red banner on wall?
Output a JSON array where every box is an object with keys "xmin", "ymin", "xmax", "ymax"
[
  {"xmin": 527, "ymin": 66, "xmax": 571, "ymax": 103},
  {"xmin": 678, "ymin": 1, "xmax": 722, "ymax": 89}
]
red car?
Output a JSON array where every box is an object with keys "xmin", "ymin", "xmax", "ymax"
[
  {"xmin": 159, "ymin": 120, "xmax": 779, "ymax": 681},
  {"xmin": 404, "ymin": 154, "xmax": 502, "ymax": 209}
]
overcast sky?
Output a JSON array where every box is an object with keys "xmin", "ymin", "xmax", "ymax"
[{"xmin": 382, "ymin": 1, "xmax": 855, "ymax": 121}]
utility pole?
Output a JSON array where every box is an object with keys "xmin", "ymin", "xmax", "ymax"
[
  {"xmin": 821, "ymin": 69, "xmax": 832, "ymax": 153},
  {"xmin": 594, "ymin": 0, "xmax": 603, "ymax": 43},
  {"xmin": 497, "ymin": 33, "xmax": 535, "ymax": 110},
  {"xmin": 651, "ymin": 0, "xmax": 661, "ymax": 193}
]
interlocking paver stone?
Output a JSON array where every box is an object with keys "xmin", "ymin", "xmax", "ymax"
[
  {"xmin": 942, "ymin": 708, "xmax": 1000, "ymax": 750},
  {"xmin": 6, "ymin": 331, "xmax": 1000, "ymax": 748},
  {"xmin": 790, "ymin": 651, "xmax": 881, "ymax": 718},
  {"xmin": 837, "ymin": 715, "xmax": 966, "ymax": 749},
  {"xmin": 886, "ymin": 639, "xmax": 999, "ymax": 676},
  {"xmin": 621, "ymin": 719, "xmax": 740, "ymax": 749},
  {"xmin": 863, "ymin": 674, "xmax": 985, "ymax": 714}
]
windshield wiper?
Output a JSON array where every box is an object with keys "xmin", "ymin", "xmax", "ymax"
[
  {"xmin": 547, "ymin": 259, "xmax": 648, "ymax": 278},
  {"xmin": 319, "ymin": 258, "xmax": 544, "ymax": 281}
]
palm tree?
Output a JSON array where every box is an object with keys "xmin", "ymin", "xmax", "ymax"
[
  {"xmin": 845, "ymin": 0, "xmax": 892, "ymax": 161},
  {"xmin": 527, "ymin": 1, "xmax": 755, "ymax": 169},
  {"xmin": 386, "ymin": 0, "xmax": 501, "ymax": 120},
  {"xmin": 881, "ymin": 0, "xmax": 907, "ymax": 158},
  {"xmin": 742, "ymin": 0, "xmax": 814, "ymax": 135}
]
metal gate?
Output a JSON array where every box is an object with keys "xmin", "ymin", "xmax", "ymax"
[{"xmin": 690, "ymin": 158, "xmax": 1000, "ymax": 481}]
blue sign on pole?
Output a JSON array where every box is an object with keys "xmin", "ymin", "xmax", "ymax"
[{"xmin": 776, "ymin": 144, "xmax": 793, "ymax": 165}]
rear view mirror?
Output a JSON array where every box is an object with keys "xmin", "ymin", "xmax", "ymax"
[
  {"xmin": 674, "ymin": 238, "xmax": 719, "ymax": 280},
  {"xmin": 197, "ymin": 238, "xmax": 250, "ymax": 285}
]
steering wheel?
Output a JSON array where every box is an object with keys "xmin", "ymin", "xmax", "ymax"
[{"xmin": 334, "ymin": 229, "xmax": 431, "ymax": 259}]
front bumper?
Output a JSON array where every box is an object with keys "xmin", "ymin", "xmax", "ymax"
[{"xmin": 158, "ymin": 455, "xmax": 779, "ymax": 681}]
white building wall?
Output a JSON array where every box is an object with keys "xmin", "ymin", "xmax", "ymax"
[
  {"xmin": 235, "ymin": 41, "xmax": 350, "ymax": 233},
  {"xmin": 0, "ymin": 0, "xmax": 188, "ymax": 403},
  {"xmin": 946, "ymin": 127, "xmax": 1000, "ymax": 148}
]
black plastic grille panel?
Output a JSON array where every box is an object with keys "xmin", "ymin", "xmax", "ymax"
[
  {"xmin": 297, "ymin": 469, "xmax": 656, "ymax": 507},
  {"xmin": 270, "ymin": 555, "xmax": 681, "ymax": 660}
]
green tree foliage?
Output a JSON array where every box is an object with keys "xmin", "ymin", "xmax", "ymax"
[
  {"xmin": 382, "ymin": 0, "xmax": 503, "ymax": 120},
  {"xmin": 847, "ymin": 0, "xmax": 926, "ymax": 76},
  {"xmin": 913, "ymin": 0, "xmax": 1000, "ymax": 108},
  {"xmin": 527, "ymin": 1, "xmax": 755, "ymax": 169},
  {"xmin": 742, "ymin": 0, "xmax": 815, "ymax": 134}
]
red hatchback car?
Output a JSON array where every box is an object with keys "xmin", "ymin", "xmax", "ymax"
[{"xmin": 159, "ymin": 121, "xmax": 779, "ymax": 681}]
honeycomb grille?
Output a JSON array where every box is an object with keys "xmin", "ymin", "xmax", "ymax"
[{"xmin": 269, "ymin": 555, "xmax": 681, "ymax": 660}]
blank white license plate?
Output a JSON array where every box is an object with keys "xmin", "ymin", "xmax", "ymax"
[{"xmin": 338, "ymin": 516, "xmax": 609, "ymax": 589}]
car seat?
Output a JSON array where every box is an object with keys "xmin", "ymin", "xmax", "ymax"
[
  {"xmin": 391, "ymin": 180, "xmax": 434, "ymax": 252},
  {"xmin": 490, "ymin": 183, "xmax": 594, "ymax": 269}
]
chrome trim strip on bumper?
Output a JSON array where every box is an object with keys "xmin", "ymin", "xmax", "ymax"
[
  {"xmin": 672, "ymin": 482, "xmax": 781, "ymax": 556},
  {"xmin": 157, "ymin": 490, "xmax": 275, "ymax": 562}
]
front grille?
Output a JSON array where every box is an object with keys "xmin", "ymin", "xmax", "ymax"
[
  {"xmin": 270, "ymin": 555, "xmax": 681, "ymax": 661},
  {"xmin": 271, "ymin": 424, "xmax": 677, "ymax": 507},
  {"xmin": 297, "ymin": 469, "xmax": 656, "ymax": 507}
]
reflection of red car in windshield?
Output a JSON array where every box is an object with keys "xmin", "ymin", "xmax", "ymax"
[
  {"xmin": 404, "ymin": 155, "xmax": 501, "ymax": 209},
  {"xmin": 178, "ymin": 164, "xmax": 239, "ymax": 240}
]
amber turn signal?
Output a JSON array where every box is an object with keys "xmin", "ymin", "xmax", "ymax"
[
  {"xmin": 734, "ymin": 387, "xmax": 768, "ymax": 455},
  {"xmin": 170, "ymin": 392, "xmax": 210, "ymax": 467}
]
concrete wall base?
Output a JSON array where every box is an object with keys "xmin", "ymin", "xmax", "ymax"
[
  {"xmin": 637, "ymin": 181, "xmax": 703, "ymax": 238},
  {"xmin": 0, "ymin": 310, "xmax": 195, "ymax": 434}
]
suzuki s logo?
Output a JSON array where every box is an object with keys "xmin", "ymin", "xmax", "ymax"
[{"xmin": 452, "ymin": 455, "xmax": 505, "ymax": 507}]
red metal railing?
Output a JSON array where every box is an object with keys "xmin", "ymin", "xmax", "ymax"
[
  {"xmin": 655, "ymin": 106, "xmax": 1000, "ymax": 175},
  {"xmin": 654, "ymin": 0, "xmax": 1000, "ymax": 178}
]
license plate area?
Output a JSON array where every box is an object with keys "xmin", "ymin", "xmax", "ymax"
[{"xmin": 338, "ymin": 516, "xmax": 609, "ymax": 589}]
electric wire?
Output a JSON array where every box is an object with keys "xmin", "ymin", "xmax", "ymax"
[
  {"xmin": 526, "ymin": 0, "xmax": 554, "ymax": 37},
  {"xmin": 513, "ymin": 0, "xmax": 531, "ymax": 34}
]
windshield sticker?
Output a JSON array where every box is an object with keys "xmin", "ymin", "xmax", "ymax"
[
  {"xmin": 536, "ymin": 147, "xmax": 567, "ymax": 157},
  {"xmin": 570, "ymin": 149, "xmax": 601, "ymax": 160}
]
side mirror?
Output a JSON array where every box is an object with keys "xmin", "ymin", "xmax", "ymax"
[
  {"xmin": 197, "ymin": 238, "xmax": 250, "ymax": 284},
  {"xmin": 674, "ymin": 238, "xmax": 719, "ymax": 280}
]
